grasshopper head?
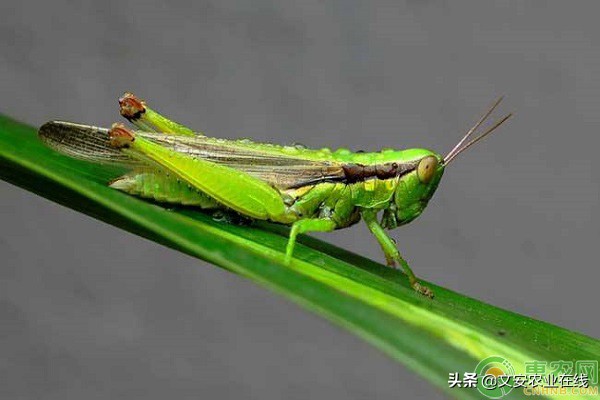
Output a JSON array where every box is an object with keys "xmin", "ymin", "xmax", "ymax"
[
  {"xmin": 388, "ymin": 150, "xmax": 445, "ymax": 227},
  {"xmin": 383, "ymin": 97, "xmax": 512, "ymax": 229}
]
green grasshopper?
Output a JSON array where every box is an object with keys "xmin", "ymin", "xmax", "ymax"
[{"xmin": 39, "ymin": 93, "xmax": 511, "ymax": 297}]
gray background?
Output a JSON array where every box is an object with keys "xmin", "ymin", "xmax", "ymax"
[{"xmin": 1, "ymin": 1, "xmax": 599, "ymax": 399}]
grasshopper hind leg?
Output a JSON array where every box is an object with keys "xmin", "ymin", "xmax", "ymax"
[
  {"xmin": 119, "ymin": 92, "xmax": 198, "ymax": 136},
  {"xmin": 108, "ymin": 124, "xmax": 295, "ymax": 223}
]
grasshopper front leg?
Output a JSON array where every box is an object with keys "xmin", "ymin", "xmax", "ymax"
[{"xmin": 361, "ymin": 209, "xmax": 433, "ymax": 298}]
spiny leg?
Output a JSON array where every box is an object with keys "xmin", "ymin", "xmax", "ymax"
[
  {"xmin": 108, "ymin": 124, "xmax": 295, "ymax": 224},
  {"xmin": 119, "ymin": 92, "xmax": 199, "ymax": 136},
  {"xmin": 361, "ymin": 209, "xmax": 433, "ymax": 298},
  {"xmin": 285, "ymin": 219, "xmax": 337, "ymax": 264}
]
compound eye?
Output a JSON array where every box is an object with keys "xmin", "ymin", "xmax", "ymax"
[{"xmin": 417, "ymin": 156, "xmax": 438, "ymax": 183}]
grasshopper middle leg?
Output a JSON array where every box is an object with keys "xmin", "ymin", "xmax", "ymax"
[{"xmin": 285, "ymin": 219, "xmax": 337, "ymax": 264}]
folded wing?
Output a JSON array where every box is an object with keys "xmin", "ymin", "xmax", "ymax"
[{"xmin": 39, "ymin": 121, "xmax": 345, "ymax": 189}]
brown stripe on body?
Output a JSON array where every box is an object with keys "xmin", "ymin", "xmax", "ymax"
[{"xmin": 342, "ymin": 161, "xmax": 417, "ymax": 183}]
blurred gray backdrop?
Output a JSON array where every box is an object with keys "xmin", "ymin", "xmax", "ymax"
[{"xmin": 1, "ymin": 1, "xmax": 599, "ymax": 399}]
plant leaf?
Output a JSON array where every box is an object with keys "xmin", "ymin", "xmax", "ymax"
[{"xmin": 1, "ymin": 115, "xmax": 598, "ymax": 399}]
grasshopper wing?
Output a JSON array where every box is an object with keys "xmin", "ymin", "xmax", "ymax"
[
  {"xmin": 39, "ymin": 121, "xmax": 346, "ymax": 190},
  {"xmin": 39, "ymin": 121, "xmax": 139, "ymax": 165},
  {"xmin": 137, "ymin": 132, "xmax": 347, "ymax": 189}
]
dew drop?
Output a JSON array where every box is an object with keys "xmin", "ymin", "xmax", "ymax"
[{"xmin": 292, "ymin": 142, "xmax": 307, "ymax": 149}]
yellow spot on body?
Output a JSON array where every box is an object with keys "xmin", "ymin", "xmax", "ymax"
[
  {"xmin": 287, "ymin": 185, "xmax": 313, "ymax": 199},
  {"xmin": 364, "ymin": 179, "xmax": 376, "ymax": 192},
  {"xmin": 384, "ymin": 179, "xmax": 395, "ymax": 191}
]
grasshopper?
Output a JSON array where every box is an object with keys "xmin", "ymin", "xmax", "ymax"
[{"xmin": 39, "ymin": 93, "xmax": 511, "ymax": 297}]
